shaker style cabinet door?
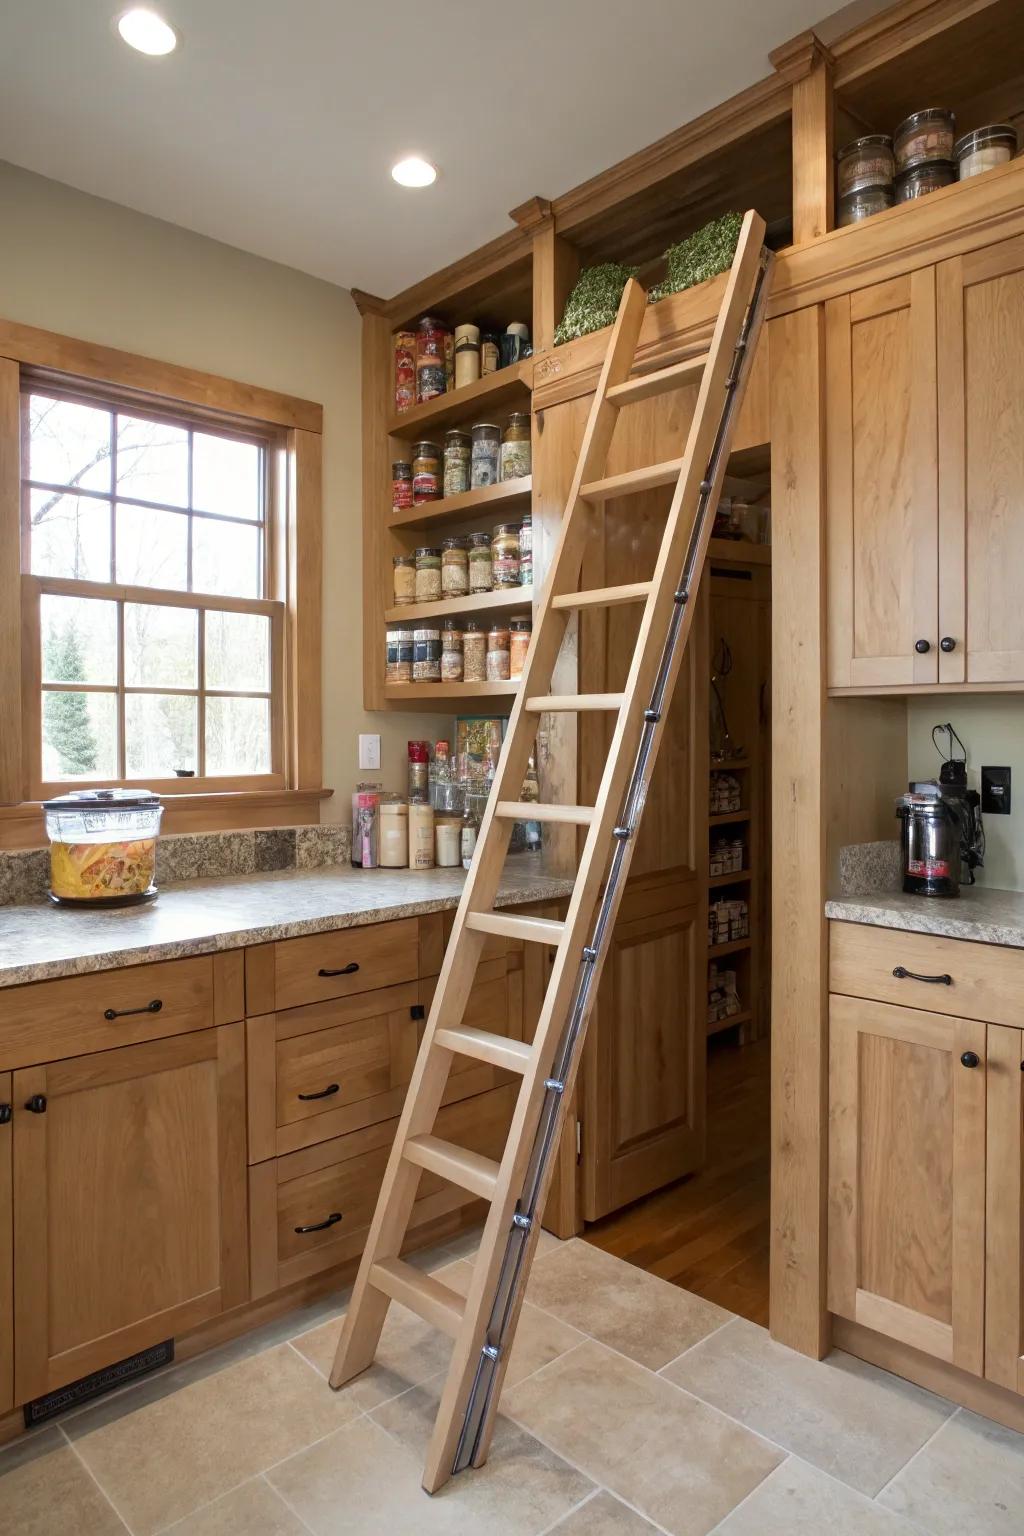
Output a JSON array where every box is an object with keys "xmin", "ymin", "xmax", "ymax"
[
  {"xmin": 0, "ymin": 1070, "xmax": 12, "ymax": 1414},
  {"xmin": 12, "ymin": 1023, "xmax": 248, "ymax": 1404},
  {"xmin": 937, "ymin": 236, "xmax": 1024, "ymax": 684},
  {"xmin": 825, "ymin": 270, "xmax": 939, "ymax": 688},
  {"xmin": 828, "ymin": 994, "xmax": 986, "ymax": 1373},
  {"xmin": 984, "ymin": 1023, "xmax": 1024, "ymax": 1394}
]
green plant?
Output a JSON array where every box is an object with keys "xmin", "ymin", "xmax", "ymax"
[
  {"xmin": 648, "ymin": 211, "xmax": 743, "ymax": 302},
  {"xmin": 43, "ymin": 622, "xmax": 99, "ymax": 776},
  {"xmin": 554, "ymin": 260, "xmax": 638, "ymax": 345}
]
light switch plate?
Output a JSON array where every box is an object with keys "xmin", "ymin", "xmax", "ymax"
[{"xmin": 358, "ymin": 733, "xmax": 381, "ymax": 771}]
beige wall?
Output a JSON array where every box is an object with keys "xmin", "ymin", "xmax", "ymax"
[{"xmin": 0, "ymin": 159, "xmax": 445, "ymax": 822}]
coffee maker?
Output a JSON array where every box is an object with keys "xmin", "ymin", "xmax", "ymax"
[{"xmin": 895, "ymin": 724, "xmax": 985, "ymax": 898}]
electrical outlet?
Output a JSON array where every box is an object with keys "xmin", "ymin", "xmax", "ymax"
[
  {"xmin": 358, "ymin": 733, "xmax": 381, "ymax": 772},
  {"xmin": 981, "ymin": 765, "xmax": 1011, "ymax": 815}
]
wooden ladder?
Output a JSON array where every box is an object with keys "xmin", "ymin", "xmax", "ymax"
[{"xmin": 330, "ymin": 209, "xmax": 772, "ymax": 1493}]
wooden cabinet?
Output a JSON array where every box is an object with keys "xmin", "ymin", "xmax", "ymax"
[
  {"xmin": 0, "ymin": 1071, "xmax": 12, "ymax": 1415},
  {"xmin": 12, "ymin": 1023, "xmax": 248, "ymax": 1403},
  {"xmin": 985, "ymin": 1022, "xmax": 1024, "ymax": 1395}
]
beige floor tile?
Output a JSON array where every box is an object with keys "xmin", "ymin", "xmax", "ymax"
[
  {"xmin": 714, "ymin": 1457, "xmax": 925, "ymax": 1534},
  {"xmin": 269, "ymin": 1411, "xmax": 592, "ymax": 1536},
  {"xmin": 71, "ymin": 1344, "xmax": 359, "ymax": 1535},
  {"xmin": 878, "ymin": 1409, "xmax": 1024, "ymax": 1536},
  {"xmin": 525, "ymin": 1238, "xmax": 731, "ymax": 1370},
  {"xmin": 663, "ymin": 1318, "xmax": 953, "ymax": 1497},
  {"xmin": 504, "ymin": 1338, "xmax": 782, "ymax": 1536},
  {"xmin": 161, "ymin": 1475, "xmax": 309, "ymax": 1535},
  {"xmin": 0, "ymin": 1443, "xmax": 127, "ymax": 1535},
  {"xmin": 446, "ymin": 1259, "xmax": 588, "ymax": 1387},
  {"xmin": 291, "ymin": 1304, "xmax": 454, "ymax": 1411},
  {"xmin": 440, "ymin": 1224, "xmax": 563, "ymax": 1264},
  {"xmin": 540, "ymin": 1488, "xmax": 662, "ymax": 1534}
]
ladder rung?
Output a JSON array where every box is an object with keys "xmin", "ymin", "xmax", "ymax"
[
  {"xmin": 580, "ymin": 457, "xmax": 683, "ymax": 502},
  {"xmin": 524, "ymin": 693, "xmax": 625, "ymax": 713},
  {"xmin": 466, "ymin": 911, "xmax": 566, "ymax": 946},
  {"xmin": 369, "ymin": 1258, "xmax": 465, "ymax": 1338},
  {"xmin": 435, "ymin": 1024, "xmax": 533, "ymax": 1073},
  {"xmin": 404, "ymin": 1134, "xmax": 500, "ymax": 1201},
  {"xmin": 552, "ymin": 581, "xmax": 652, "ymax": 610},
  {"xmin": 605, "ymin": 353, "xmax": 709, "ymax": 406},
  {"xmin": 495, "ymin": 801, "xmax": 595, "ymax": 826}
]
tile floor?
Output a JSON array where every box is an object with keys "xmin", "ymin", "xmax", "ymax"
[{"xmin": 2, "ymin": 1229, "xmax": 1023, "ymax": 1535}]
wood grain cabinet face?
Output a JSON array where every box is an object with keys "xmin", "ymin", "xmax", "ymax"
[
  {"xmin": 828, "ymin": 993, "xmax": 986, "ymax": 1374},
  {"xmin": 0, "ymin": 1070, "xmax": 12, "ymax": 1414},
  {"xmin": 985, "ymin": 1023, "xmax": 1024, "ymax": 1395},
  {"xmin": 12, "ymin": 1023, "xmax": 248, "ymax": 1404}
]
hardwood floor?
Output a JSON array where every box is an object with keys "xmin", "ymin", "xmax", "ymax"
[{"xmin": 584, "ymin": 1035, "xmax": 770, "ymax": 1325}]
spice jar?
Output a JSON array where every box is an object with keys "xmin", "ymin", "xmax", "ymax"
[
  {"xmin": 463, "ymin": 620, "xmax": 486, "ymax": 683},
  {"xmin": 385, "ymin": 627, "xmax": 413, "ymax": 683},
  {"xmin": 392, "ymin": 553, "xmax": 416, "ymax": 606},
  {"xmin": 954, "ymin": 124, "xmax": 1017, "ymax": 180},
  {"xmin": 441, "ymin": 618, "xmax": 464, "ymax": 682},
  {"xmin": 500, "ymin": 413, "xmax": 532, "ymax": 481},
  {"xmin": 894, "ymin": 109, "xmax": 956, "ymax": 173},
  {"xmin": 393, "ymin": 331, "xmax": 416, "ymax": 415},
  {"xmin": 392, "ymin": 461, "xmax": 413, "ymax": 513},
  {"xmin": 440, "ymin": 536, "xmax": 468, "ymax": 597},
  {"xmin": 518, "ymin": 511, "xmax": 532, "ymax": 588},
  {"xmin": 836, "ymin": 135, "xmax": 894, "ymax": 197},
  {"xmin": 413, "ymin": 627, "xmax": 441, "ymax": 682},
  {"xmin": 491, "ymin": 523, "xmax": 520, "ymax": 589},
  {"xmin": 416, "ymin": 315, "xmax": 447, "ymax": 403},
  {"xmin": 480, "ymin": 331, "xmax": 500, "ymax": 375},
  {"xmin": 412, "ymin": 441, "xmax": 441, "ymax": 504},
  {"xmin": 454, "ymin": 324, "xmax": 481, "ymax": 390},
  {"xmin": 510, "ymin": 616, "xmax": 532, "ymax": 679},
  {"xmin": 895, "ymin": 162, "xmax": 955, "ymax": 202},
  {"xmin": 486, "ymin": 623, "xmax": 511, "ymax": 681},
  {"xmin": 443, "ymin": 430, "xmax": 471, "ymax": 498},
  {"xmin": 471, "ymin": 423, "xmax": 501, "ymax": 488},
  {"xmin": 838, "ymin": 185, "xmax": 895, "ymax": 225},
  {"xmin": 468, "ymin": 530, "xmax": 493, "ymax": 593},
  {"xmin": 414, "ymin": 547, "xmax": 442, "ymax": 603},
  {"xmin": 379, "ymin": 798, "xmax": 408, "ymax": 867}
]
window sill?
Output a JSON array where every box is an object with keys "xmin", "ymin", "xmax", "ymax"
[{"xmin": 0, "ymin": 787, "xmax": 334, "ymax": 850}]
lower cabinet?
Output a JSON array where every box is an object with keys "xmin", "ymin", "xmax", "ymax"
[{"xmin": 12, "ymin": 1023, "xmax": 249, "ymax": 1403}]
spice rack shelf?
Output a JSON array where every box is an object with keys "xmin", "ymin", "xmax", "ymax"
[
  {"xmin": 382, "ymin": 679, "xmax": 520, "ymax": 702},
  {"xmin": 390, "ymin": 477, "xmax": 532, "ymax": 534},
  {"xmin": 708, "ymin": 538, "xmax": 771, "ymax": 565},
  {"xmin": 708, "ymin": 868, "xmax": 752, "ymax": 889},
  {"xmin": 707, "ymin": 1009, "xmax": 752, "ymax": 1037},
  {"xmin": 709, "ymin": 938, "xmax": 752, "ymax": 960},
  {"xmin": 384, "ymin": 585, "xmax": 534, "ymax": 625},
  {"xmin": 709, "ymin": 810, "xmax": 751, "ymax": 826},
  {"xmin": 387, "ymin": 361, "xmax": 533, "ymax": 438}
]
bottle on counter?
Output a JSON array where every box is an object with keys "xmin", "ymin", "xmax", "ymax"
[
  {"xmin": 461, "ymin": 803, "xmax": 480, "ymax": 869},
  {"xmin": 435, "ymin": 817, "xmax": 461, "ymax": 867},
  {"xmin": 408, "ymin": 801, "xmax": 435, "ymax": 869},
  {"xmin": 379, "ymin": 798, "xmax": 409, "ymax": 867},
  {"xmin": 407, "ymin": 740, "xmax": 430, "ymax": 803},
  {"xmin": 350, "ymin": 782, "xmax": 381, "ymax": 868},
  {"xmin": 521, "ymin": 755, "xmax": 542, "ymax": 853}
]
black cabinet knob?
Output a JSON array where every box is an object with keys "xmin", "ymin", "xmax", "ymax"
[
  {"xmin": 24, "ymin": 1094, "xmax": 47, "ymax": 1113},
  {"xmin": 914, "ymin": 639, "xmax": 931, "ymax": 654},
  {"xmin": 960, "ymin": 1051, "xmax": 980, "ymax": 1069},
  {"xmin": 940, "ymin": 637, "xmax": 956, "ymax": 653},
  {"xmin": 0, "ymin": 1104, "xmax": 11, "ymax": 1125}
]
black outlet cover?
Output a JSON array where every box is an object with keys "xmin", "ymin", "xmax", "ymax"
[{"xmin": 981, "ymin": 766, "xmax": 1011, "ymax": 815}]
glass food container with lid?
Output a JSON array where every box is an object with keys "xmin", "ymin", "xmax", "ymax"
[{"xmin": 43, "ymin": 788, "xmax": 163, "ymax": 906}]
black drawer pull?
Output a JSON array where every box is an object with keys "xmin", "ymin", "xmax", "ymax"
[
  {"xmin": 297, "ymin": 1082, "xmax": 340, "ymax": 1102},
  {"xmin": 318, "ymin": 963, "xmax": 360, "ymax": 978},
  {"xmin": 294, "ymin": 1212, "xmax": 343, "ymax": 1235},
  {"xmin": 960, "ymin": 1051, "xmax": 981, "ymax": 1069},
  {"xmin": 892, "ymin": 966, "xmax": 952, "ymax": 986},
  {"xmin": 104, "ymin": 999, "xmax": 163, "ymax": 1021},
  {"xmin": 0, "ymin": 1104, "xmax": 11, "ymax": 1125},
  {"xmin": 25, "ymin": 1095, "xmax": 47, "ymax": 1114}
]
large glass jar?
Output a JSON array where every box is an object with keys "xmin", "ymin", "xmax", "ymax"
[
  {"xmin": 414, "ymin": 547, "xmax": 442, "ymax": 603},
  {"xmin": 441, "ymin": 618, "xmax": 464, "ymax": 682},
  {"xmin": 385, "ymin": 628, "xmax": 413, "ymax": 683},
  {"xmin": 500, "ymin": 413, "xmax": 532, "ymax": 481},
  {"xmin": 510, "ymin": 616, "xmax": 532, "ymax": 679},
  {"xmin": 471, "ymin": 423, "xmax": 501, "ymax": 489},
  {"xmin": 43, "ymin": 788, "xmax": 163, "ymax": 906},
  {"xmin": 486, "ymin": 624, "xmax": 511, "ymax": 681},
  {"xmin": 412, "ymin": 629, "xmax": 441, "ymax": 682},
  {"xmin": 836, "ymin": 135, "xmax": 894, "ymax": 197},
  {"xmin": 463, "ymin": 620, "xmax": 487, "ymax": 682},
  {"xmin": 443, "ymin": 430, "xmax": 471, "ymax": 498},
  {"xmin": 415, "ymin": 316, "xmax": 447, "ymax": 403},
  {"xmin": 412, "ymin": 441, "xmax": 441, "ymax": 504},
  {"xmin": 491, "ymin": 523, "xmax": 521, "ymax": 589},
  {"xmin": 954, "ymin": 124, "xmax": 1017, "ymax": 180},
  {"xmin": 392, "ymin": 460, "xmax": 413, "ymax": 512},
  {"xmin": 894, "ymin": 108, "xmax": 956, "ymax": 173},
  {"xmin": 895, "ymin": 161, "xmax": 955, "ymax": 202},
  {"xmin": 468, "ymin": 530, "xmax": 493, "ymax": 593},
  {"xmin": 441, "ymin": 536, "xmax": 469, "ymax": 596},
  {"xmin": 392, "ymin": 552, "xmax": 416, "ymax": 605},
  {"xmin": 518, "ymin": 511, "xmax": 533, "ymax": 587}
]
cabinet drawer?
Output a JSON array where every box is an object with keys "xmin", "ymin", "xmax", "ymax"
[
  {"xmin": 0, "ymin": 956, "xmax": 215, "ymax": 1070},
  {"xmin": 252, "ymin": 918, "xmax": 421, "ymax": 1014},
  {"xmin": 248, "ymin": 1083, "xmax": 517, "ymax": 1295},
  {"xmin": 830, "ymin": 921, "xmax": 1024, "ymax": 1029}
]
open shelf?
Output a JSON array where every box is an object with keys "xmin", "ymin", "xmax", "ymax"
[
  {"xmin": 709, "ymin": 938, "xmax": 752, "ymax": 960},
  {"xmin": 708, "ymin": 868, "xmax": 752, "ymax": 889},
  {"xmin": 707, "ymin": 1009, "xmax": 752, "ymax": 1037},
  {"xmin": 382, "ymin": 679, "xmax": 519, "ymax": 707},
  {"xmin": 387, "ymin": 362, "xmax": 533, "ymax": 439},
  {"xmin": 709, "ymin": 810, "xmax": 750, "ymax": 826},
  {"xmin": 708, "ymin": 539, "xmax": 771, "ymax": 566},
  {"xmin": 384, "ymin": 586, "xmax": 533, "ymax": 625},
  {"xmin": 711, "ymin": 756, "xmax": 750, "ymax": 771},
  {"xmin": 390, "ymin": 477, "xmax": 532, "ymax": 534}
]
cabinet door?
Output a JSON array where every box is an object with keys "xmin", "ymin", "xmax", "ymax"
[
  {"xmin": 938, "ymin": 237, "xmax": 1024, "ymax": 683},
  {"xmin": 828, "ymin": 994, "xmax": 985, "ymax": 1372},
  {"xmin": 826, "ymin": 271, "xmax": 938, "ymax": 688},
  {"xmin": 985, "ymin": 1023, "xmax": 1024, "ymax": 1394},
  {"xmin": 13, "ymin": 1023, "xmax": 248, "ymax": 1404},
  {"xmin": 0, "ymin": 1071, "xmax": 11, "ymax": 1414}
]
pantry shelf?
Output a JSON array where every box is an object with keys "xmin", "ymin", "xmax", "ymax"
[
  {"xmin": 382, "ymin": 679, "xmax": 520, "ymax": 705},
  {"xmin": 707, "ymin": 1010, "xmax": 752, "ymax": 1037},
  {"xmin": 708, "ymin": 869, "xmax": 752, "ymax": 888},
  {"xmin": 708, "ymin": 938, "xmax": 752, "ymax": 960},
  {"xmin": 709, "ymin": 810, "xmax": 751, "ymax": 826},
  {"xmin": 708, "ymin": 538, "xmax": 771, "ymax": 565},
  {"xmin": 390, "ymin": 476, "xmax": 532, "ymax": 534},
  {"xmin": 384, "ymin": 585, "xmax": 534, "ymax": 625},
  {"xmin": 387, "ymin": 361, "xmax": 533, "ymax": 438}
]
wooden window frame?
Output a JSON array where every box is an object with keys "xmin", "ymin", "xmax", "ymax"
[{"xmin": 0, "ymin": 318, "xmax": 325, "ymax": 842}]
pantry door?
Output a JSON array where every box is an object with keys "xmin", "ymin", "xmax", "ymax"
[{"xmin": 937, "ymin": 236, "xmax": 1024, "ymax": 684}]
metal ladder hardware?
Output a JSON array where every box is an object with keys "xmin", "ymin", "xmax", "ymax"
[{"xmin": 328, "ymin": 211, "xmax": 773, "ymax": 1495}]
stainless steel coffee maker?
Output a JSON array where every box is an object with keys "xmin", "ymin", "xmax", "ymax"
[{"xmin": 896, "ymin": 724, "xmax": 985, "ymax": 898}]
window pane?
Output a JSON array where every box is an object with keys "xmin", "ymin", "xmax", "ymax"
[
  {"xmin": 192, "ymin": 517, "xmax": 261, "ymax": 598},
  {"xmin": 41, "ymin": 595, "xmax": 117, "ymax": 685},
  {"xmin": 206, "ymin": 695, "xmax": 270, "ymax": 775},
  {"xmin": 205, "ymin": 610, "xmax": 270, "ymax": 692},
  {"xmin": 116, "ymin": 415, "xmax": 188, "ymax": 507},
  {"xmin": 29, "ymin": 490, "xmax": 111, "ymax": 581},
  {"xmin": 42, "ymin": 691, "xmax": 117, "ymax": 779},
  {"xmin": 28, "ymin": 395, "xmax": 112, "ymax": 493},
  {"xmin": 115, "ymin": 503, "xmax": 188, "ymax": 590},
  {"xmin": 124, "ymin": 603, "xmax": 198, "ymax": 688},
  {"xmin": 125, "ymin": 694, "xmax": 198, "ymax": 778},
  {"xmin": 193, "ymin": 433, "xmax": 262, "ymax": 521}
]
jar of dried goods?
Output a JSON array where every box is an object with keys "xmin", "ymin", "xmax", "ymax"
[
  {"xmin": 412, "ymin": 628, "xmax": 441, "ymax": 682},
  {"xmin": 838, "ymin": 184, "xmax": 895, "ymax": 224},
  {"xmin": 468, "ymin": 530, "xmax": 493, "ymax": 592},
  {"xmin": 443, "ymin": 430, "xmax": 471, "ymax": 498},
  {"xmin": 379, "ymin": 798, "xmax": 408, "ymax": 867},
  {"xmin": 392, "ymin": 553, "xmax": 416, "ymax": 605},
  {"xmin": 454, "ymin": 324, "xmax": 481, "ymax": 390},
  {"xmin": 500, "ymin": 413, "xmax": 532, "ymax": 481},
  {"xmin": 416, "ymin": 316, "xmax": 448, "ymax": 404},
  {"xmin": 471, "ymin": 423, "xmax": 501, "ymax": 488},
  {"xmin": 486, "ymin": 624, "xmax": 511, "ymax": 681},
  {"xmin": 491, "ymin": 523, "xmax": 520, "ymax": 589},
  {"xmin": 895, "ymin": 161, "xmax": 955, "ymax": 202},
  {"xmin": 414, "ymin": 547, "xmax": 442, "ymax": 603},
  {"xmin": 480, "ymin": 331, "xmax": 500, "ymax": 375},
  {"xmin": 393, "ymin": 331, "xmax": 416, "ymax": 415},
  {"xmin": 441, "ymin": 536, "xmax": 469, "ymax": 597},
  {"xmin": 408, "ymin": 802, "xmax": 435, "ymax": 869},
  {"xmin": 385, "ymin": 628, "xmax": 413, "ymax": 683},
  {"xmin": 518, "ymin": 511, "xmax": 533, "ymax": 587},
  {"xmin": 441, "ymin": 618, "xmax": 464, "ymax": 682},
  {"xmin": 894, "ymin": 109, "xmax": 956, "ymax": 173},
  {"xmin": 836, "ymin": 135, "xmax": 894, "ymax": 197},
  {"xmin": 510, "ymin": 616, "xmax": 532, "ymax": 679},
  {"xmin": 954, "ymin": 124, "xmax": 1017, "ymax": 180},
  {"xmin": 463, "ymin": 619, "xmax": 487, "ymax": 682},
  {"xmin": 412, "ymin": 441, "xmax": 441, "ymax": 504},
  {"xmin": 392, "ymin": 460, "xmax": 413, "ymax": 512}
]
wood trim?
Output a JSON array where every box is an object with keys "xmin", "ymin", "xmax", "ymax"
[
  {"xmin": 362, "ymin": 311, "xmax": 391, "ymax": 711},
  {"xmin": 985, "ymin": 1022, "xmax": 1024, "ymax": 1395},
  {"xmin": 790, "ymin": 47, "xmax": 835, "ymax": 245},
  {"xmin": 245, "ymin": 1014, "xmax": 278, "ymax": 1167},
  {"xmin": 0, "ymin": 317, "xmax": 322, "ymax": 434},
  {"xmin": 828, "ymin": 0, "xmax": 1003, "ymax": 87},
  {"xmin": 0, "ymin": 1070, "xmax": 11, "ymax": 1415},
  {"xmin": 532, "ymin": 222, "xmax": 581, "ymax": 357},
  {"xmin": 824, "ymin": 294, "xmax": 852, "ymax": 689},
  {"xmin": 217, "ymin": 1020, "xmax": 250, "ymax": 1309},
  {"xmin": 854, "ymin": 1290, "xmax": 953, "ymax": 1363},
  {"xmin": 11, "ymin": 1062, "xmax": 47, "ymax": 1402},
  {"xmin": 382, "ymin": 226, "xmax": 534, "ymax": 327},
  {"xmin": 286, "ymin": 429, "xmax": 323, "ymax": 789},
  {"xmin": 0, "ymin": 360, "xmax": 21, "ymax": 806},
  {"xmin": 0, "ymin": 788, "xmax": 331, "ymax": 849},
  {"xmin": 244, "ymin": 945, "xmax": 277, "ymax": 1016},
  {"xmin": 212, "ymin": 951, "xmax": 246, "ymax": 1027}
]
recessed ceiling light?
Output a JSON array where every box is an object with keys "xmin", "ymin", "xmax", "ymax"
[
  {"xmin": 116, "ymin": 7, "xmax": 179, "ymax": 55},
  {"xmin": 391, "ymin": 157, "xmax": 437, "ymax": 188}
]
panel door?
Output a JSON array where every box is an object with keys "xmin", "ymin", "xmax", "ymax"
[
  {"xmin": 13, "ymin": 1024, "xmax": 248, "ymax": 1403},
  {"xmin": 828, "ymin": 994, "xmax": 985, "ymax": 1372},
  {"xmin": 0, "ymin": 1071, "xmax": 11, "ymax": 1414},
  {"xmin": 826, "ymin": 270, "xmax": 939, "ymax": 688},
  {"xmin": 937, "ymin": 236, "xmax": 1024, "ymax": 683},
  {"xmin": 985, "ymin": 1023, "xmax": 1024, "ymax": 1394}
]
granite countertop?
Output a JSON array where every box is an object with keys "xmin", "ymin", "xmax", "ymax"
[
  {"xmin": 825, "ymin": 885, "xmax": 1024, "ymax": 950},
  {"xmin": 0, "ymin": 859, "xmax": 576, "ymax": 989}
]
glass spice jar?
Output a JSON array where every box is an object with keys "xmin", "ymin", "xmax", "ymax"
[
  {"xmin": 443, "ymin": 430, "xmax": 471, "ymax": 498},
  {"xmin": 412, "ymin": 441, "xmax": 441, "ymax": 504},
  {"xmin": 463, "ymin": 620, "xmax": 486, "ymax": 682},
  {"xmin": 895, "ymin": 161, "xmax": 955, "ymax": 202},
  {"xmin": 414, "ymin": 547, "xmax": 442, "ymax": 603},
  {"xmin": 468, "ymin": 530, "xmax": 493, "ymax": 593},
  {"xmin": 480, "ymin": 332, "xmax": 500, "ymax": 375},
  {"xmin": 954, "ymin": 124, "xmax": 1017, "ymax": 180},
  {"xmin": 416, "ymin": 315, "xmax": 447, "ymax": 403},
  {"xmin": 486, "ymin": 624, "xmax": 511, "ymax": 682},
  {"xmin": 412, "ymin": 628, "xmax": 441, "ymax": 682},
  {"xmin": 838, "ymin": 184, "xmax": 894, "ymax": 224},
  {"xmin": 894, "ymin": 109, "xmax": 956, "ymax": 173},
  {"xmin": 392, "ymin": 552, "xmax": 416, "ymax": 605},
  {"xmin": 392, "ymin": 460, "xmax": 413, "ymax": 512},
  {"xmin": 509, "ymin": 617, "xmax": 532, "ymax": 679},
  {"xmin": 491, "ymin": 523, "xmax": 521, "ymax": 589},
  {"xmin": 500, "ymin": 413, "xmax": 532, "ymax": 481},
  {"xmin": 454, "ymin": 324, "xmax": 481, "ymax": 390},
  {"xmin": 441, "ymin": 618, "xmax": 464, "ymax": 682},
  {"xmin": 471, "ymin": 423, "xmax": 501, "ymax": 488},
  {"xmin": 836, "ymin": 135, "xmax": 894, "ymax": 198},
  {"xmin": 519, "ymin": 511, "xmax": 532, "ymax": 588},
  {"xmin": 441, "ymin": 536, "xmax": 469, "ymax": 597},
  {"xmin": 385, "ymin": 628, "xmax": 413, "ymax": 683},
  {"xmin": 393, "ymin": 331, "xmax": 416, "ymax": 415}
]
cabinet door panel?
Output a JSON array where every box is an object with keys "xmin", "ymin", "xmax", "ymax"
[
  {"xmin": 828, "ymin": 994, "xmax": 985, "ymax": 1373},
  {"xmin": 0, "ymin": 1071, "xmax": 11, "ymax": 1414},
  {"xmin": 985, "ymin": 1023, "xmax": 1024, "ymax": 1394},
  {"xmin": 826, "ymin": 272, "xmax": 938, "ymax": 688}
]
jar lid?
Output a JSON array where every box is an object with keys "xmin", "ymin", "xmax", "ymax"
[
  {"xmin": 464, "ymin": 619, "xmax": 484, "ymax": 632},
  {"xmin": 392, "ymin": 460, "xmax": 412, "ymax": 474},
  {"xmin": 380, "ymin": 799, "xmax": 408, "ymax": 815},
  {"xmin": 895, "ymin": 160, "xmax": 955, "ymax": 182},
  {"xmin": 837, "ymin": 134, "xmax": 893, "ymax": 158},
  {"xmin": 454, "ymin": 324, "xmax": 481, "ymax": 342},
  {"xmin": 895, "ymin": 108, "xmax": 955, "ymax": 136},
  {"xmin": 472, "ymin": 422, "xmax": 500, "ymax": 433},
  {"xmin": 412, "ymin": 440, "xmax": 441, "ymax": 455},
  {"xmin": 506, "ymin": 322, "xmax": 530, "ymax": 338},
  {"xmin": 505, "ymin": 411, "xmax": 531, "ymax": 427},
  {"xmin": 493, "ymin": 522, "xmax": 520, "ymax": 535},
  {"xmin": 444, "ymin": 427, "xmax": 471, "ymax": 442},
  {"xmin": 408, "ymin": 740, "xmax": 431, "ymax": 760},
  {"xmin": 42, "ymin": 787, "xmax": 161, "ymax": 810},
  {"xmin": 511, "ymin": 618, "xmax": 533, "ymax": 631},
  {"xmin": 442, "ymin": 617, "xmax": 463, "ymax": 631},
  {"xmin": 468, "ymin": 531, "xmax": 492, "ymax": 546},
  {"xmin": 417, "ymin": 315, "xmax": 445, "ymax": 328},
  {"xmin": 954, "ymin": 124, "xmax": 1017, "ymax": 157},
  {"xmin": 413, "ymin": 626, "xmax": 441, "ymax": 638},
  {"xmin": 393, "ymin": 552, "xmax": 415, "ymax": 563},
  {"xmin": 414, "ymin": 546, "xmax": 441, "ymax": 557},
  {"xmin": 441, "ymin": 535, "xmax": 466, "ymax": 550}
]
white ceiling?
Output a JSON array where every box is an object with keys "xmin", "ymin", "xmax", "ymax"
[{"xmin": 1, "ymin": 0, "xmax": 870, "ymax": 297}]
